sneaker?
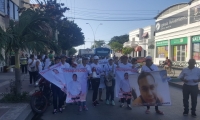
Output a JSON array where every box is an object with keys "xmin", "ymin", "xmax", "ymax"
[
  {"xmin": 183, "ymin": 111, "xmax": 188, "ymax": 116},
  {"xmin": 79, "ymin": 106, "xmax": 82, "ymax": 112},
  {"xmin": 83, "ymin": 106, "xmax": 88, "ymax": 111},
  {"xmin": 156, "ymin": 110, "xmax": 164, "ymax": 115},
  {"xmin": 106, "ymin": 100, "xmax": 109, "ymax": 105},
  {"xmin": 145, "ymin": 109, "xmax": 150, "ymax": 114},
  {"xmin": 59, "ymin": 108, "xmax": 63, "ymax": 113},
  {"xmin": 52, "ymin": 109, "xmax": 57, "ymax": 114},
  {"xmin": 111, "ymin": 100, "xmax": 115, "ymax": 106},
  {"xmin": 120, "ymin": 103, "xmax": 124, "ymax": 108},
  {"xmin": 191, "ymin": 112, "xmax": 197, "ymax": 117},
  {"xmin": 127, "ymin": 104, "xmax": 132, "ymax": 110},
  {"xmin": 93, "ymin": 102, "xmax": 97, "ymax": 107},
  {"xmin": 96, "ymin": 101, "xmax": 100, "ymax": 105}
]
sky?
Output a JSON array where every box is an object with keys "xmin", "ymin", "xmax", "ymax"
[{"xmin": 31, "ymin": 0, "xmax": 190, "ymax": 50}]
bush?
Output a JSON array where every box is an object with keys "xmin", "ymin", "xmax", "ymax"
[{"xmin": 0, "ymin": 91, "xmax": 30, "ymax": 103}]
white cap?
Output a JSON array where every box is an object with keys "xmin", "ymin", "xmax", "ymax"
[
  {"xmin": 145, "ymin": 56, "xmax": 152, "ymax": 60},
  {"xmin": 93, "ymin": 56, "xmax": 99, "ymax": 59}
]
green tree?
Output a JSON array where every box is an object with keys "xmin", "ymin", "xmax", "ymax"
[
  {"xmin": 68, "ymin": 48, "xmax": 77, "ymax": 56},
  {"xmin": 122, "ymin": 47, "xmax": 133, "ymax": 55},
  {"xmin": 110, "ymin": 42, "xmax": 123, "ymax": 51},
  {"xmin": 58, "ymin": 19, "xmax": 85, "ymax": 51},
  {"xmin": 108, "ymin": 34, "xmax": 129, "ymax": 45},
  {"xmin": 91, "ymin": 40, "xmax": 105, "ymax": 48},
  {"xmin": 0, "ymin": 9, "xmax": 58, "ymax": 94}
]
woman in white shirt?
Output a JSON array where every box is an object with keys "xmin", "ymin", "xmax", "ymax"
[
  {"xmin": 28, "ymin": 55, "xmax": 37, "ymax": 85},
  {"xmin": 90, "ymin": 56, "xmax": 104, "ymax": 106}
]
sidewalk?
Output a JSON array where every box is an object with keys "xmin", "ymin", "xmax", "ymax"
[{"xmin": 0, "ymin": 72, "xmax": 37, "ymax": 120}]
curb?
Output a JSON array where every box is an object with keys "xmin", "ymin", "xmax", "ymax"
[{"xmin": 15, "ymin": 104, "xmax": 32, "ymax": 120}]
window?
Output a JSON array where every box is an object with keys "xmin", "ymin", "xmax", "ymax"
[
  {"xmin": 9, "ymin": 1, "xmax": 13, "ymax": 19},
  {"xmin": 139, "ymin": 51, "xmax": 141, "ymax": 57},
  {"xmin": 192, "ymin": 43, "xmax": 200, "ymax": 60},
  {"xmin": 156, "ymin": 46, "xmax": 168, "ymax": 58},
  {"xmin": 0, "ymin": 0, "xmax": 5, "ymax": 13},
  {"xmin": 14, "ymin": 4, "xmax": 18, "ymax": 20}
]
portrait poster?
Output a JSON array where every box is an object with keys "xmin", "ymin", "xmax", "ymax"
[
  {"xmin": 63, "ymin": 68, "xmax": 88, "ymax": 103},
  {"xmin": 39, "ymin": 63, "xmax": 66, "ymax": 89},
  {"xmin": 115, "ymin": 68, "xmax": 138, "ymax": 97},
  {"xmin": 129, "ymin": 70, "xmax": 171, "ymax": 106}
]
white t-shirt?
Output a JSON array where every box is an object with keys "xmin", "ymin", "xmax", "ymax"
[
  {"xmin": 44, "ymin": 58, "xmax": 51, "ymax": 70},
  {"xmin": 28, "ymin": 59, "xmax": 36, "ymax": 71},
  {"xmin": 118, "ymin": 63, "xmax": 132, "ymax": 68},
  {"xmin": 90, "ymin": 63, "xmax": 103, "ymax": 78},
  {"xmin": 68, "ymin": 81, "xmax": 81, "ymax": 96},
  {"xmin": 104, "ymin": 63, "xmax": 117, "ymax": 76},
  {"xmin": 60, "ymin": 62, "xmax": 70, "ymax": 69},
  {"xmin": 120, "ymin": 79, "xmax": 131, "ymax": 92},
  {"xmin": 37, "ymin": 60, "xmax": 43, "ymax": 72},
  {"xmin": 132, "ymin": 63, "xmax": 140, "ymax": 69},
  {"xmin": 78, "ymin": 64, "xmax": 92, "ymax": 74},
  {"xmin": 178, "ymin": 67, "xmax": 200, "ymax": 86},
  {"xmin": 141, "ymin": 64, "xmax": 159, "ymax": 72}
]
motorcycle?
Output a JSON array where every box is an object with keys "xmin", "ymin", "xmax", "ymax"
[{"xmin": 30, "ymin": 77, "xmax": 51, "ymax": 114}]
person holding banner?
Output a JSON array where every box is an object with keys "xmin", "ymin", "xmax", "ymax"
[
  {"xmin": 179, "ymin": 59, "xmax": 200, "ymax": 117},
  {"xmin": 141, "ymin": 56, "xmax": 163, "ymax": 115},
  {"xmin": 51, "ymin": 57, "xmax": 65, "ymax": 114},
  {"xmin": 119, "ymin": 73, "xmax": 132, "ymax": 110},
  {"xmin": 104, "ymin": 58, "xmax": 116, "ymax": 105},
  {"xmin": 90, "ymin": 56, "xmax": 104, "ymax": 106},
  {"xmin": 118, "ymin": 55, "xmax": 132, "ymax": 68}
]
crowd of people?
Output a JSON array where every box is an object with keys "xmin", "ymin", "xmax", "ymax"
[{"xmin": 20, "ymin": 51, "xmax": 199, "ymax": 117}]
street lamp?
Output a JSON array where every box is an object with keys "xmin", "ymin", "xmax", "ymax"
[{"xmin": 86, "ymin": 23, "xmax": 102, "ymax": 48}]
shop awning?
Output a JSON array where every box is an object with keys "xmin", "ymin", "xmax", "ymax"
[
  {"xmin": 135, "ymin": 46, "xmax": 142, "ymax": 52},
  {"xmin": 142, "ymin": 32, "xmax": 149, "ymax": 38}
]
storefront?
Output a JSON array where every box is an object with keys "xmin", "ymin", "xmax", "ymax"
[
  {"xmin": 170, "ymin": 37, "xmax": 187, "ymax": 62},
  {"xmin": 192, "ymin": 35, "xmax": 200, "ymax": 60},
  {"xmin": 156, "ymin": 40, "xmax": 168, "ymax": 58}
]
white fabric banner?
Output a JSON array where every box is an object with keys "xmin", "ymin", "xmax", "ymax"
[{"xmin": 63, "ymin": 68, "xmax": 88, "ymax": 103}]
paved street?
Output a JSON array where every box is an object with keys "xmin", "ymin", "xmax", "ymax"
[{"xmin": 27, "ymin": 86, "xmax": 200, "ymax": 120}]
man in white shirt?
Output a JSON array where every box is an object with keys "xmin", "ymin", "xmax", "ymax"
[
  {"xmin": 141, "ymin": 56, "xmax": 163, "ymax": 115},
  {"xmin": 179, "ymin": 59, "xmax": 200, "ymax": 117},
  {"xmin": 90, "ymin": 56, "xmax": 104, "ymax": 106},
  {"xmin": 118, "ymin": 55, "xmax": 132, "ymax": 68},
  {"xmin": 28, "ymin": 55, "xmax": 37, "ymax": 85},
  {"xmin": 60, "ymin": 55, "xmax": 70, "ymax": 69}
]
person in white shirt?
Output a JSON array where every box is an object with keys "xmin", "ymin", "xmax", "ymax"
[
  {"xmin": 60, "ymin": 55, "xmax": 70, "ymax": 69},
  {"xmin": 36, "ymin": 55, "xmax": 43, "ymax": 80},
  {"xmin": 179, "ymin": 59, "xmax": 200, "ymax": 117},
  {"xmin": 118, "ymin": 55, "xmax": 132, "ymax": 68},
  {"xmin": 131, "ymin": 58, "xmax": 141, "ymax": 69},
  {"xmin": 141, "ymin": 56, "xmax": 163, "ymax": 115},
  {"xmin": 43, "ymin": 56, "xmax": 51, "ymax": 70},
  {"xmin": 90, "ymin": 56, "xmax": 104, "ymax": 106},
  {"xmin": 28, "ymin": 55, "xmax": 37, "ymax": 85},
  {"xmin": 104, "ymin": 58, "xmax": 116, "ymax": 106},
  {"xmin": 119, "ymin": 73, "xmax": 132, "ymax": 110}
]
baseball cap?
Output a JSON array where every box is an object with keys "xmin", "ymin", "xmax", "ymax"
[
  {"xmin": 93, "ymin": 56, "xmax": 99, "ymax": 60},
  {"xmin": 145, "ymin": 56, "xmax": 152, "ymax": 61}
]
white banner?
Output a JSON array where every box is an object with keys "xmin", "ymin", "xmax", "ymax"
[
  {"xmin": 63, "ymin": 68, "xmax": 88, "ymax": 103},
  {"xmin": 115, "ymin": 69, "xmax": 171, "ymax": 106},
  {"xmin": 115, "ymin": 68, "xmax": 138, "ymax": 97},
  {"xmin": 40, "ymin": 63, "xmax": 66, "ymax": 89}
]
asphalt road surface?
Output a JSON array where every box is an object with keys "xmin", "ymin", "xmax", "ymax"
[{"xmin": 27, "ymin": 86, "xmax": 200, "ymax": 120}]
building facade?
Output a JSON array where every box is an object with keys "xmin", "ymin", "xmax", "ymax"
[
  {"xmin": 124, "ymin": 25, "xmax": 155, "ymax": 58},
  {"xmin": 154, "ymin": 0, "xmax": 200, "ymax": 65}
]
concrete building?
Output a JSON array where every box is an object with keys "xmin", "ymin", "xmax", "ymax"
[
  {"xmin": 154, "ymin": 0, "xmax": 200, "ymax": 65},
  {"xmin": 124, "ymin": 25, "xmax": 155, "ymax": 58}
]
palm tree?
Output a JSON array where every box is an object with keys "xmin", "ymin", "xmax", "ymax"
[{"xmin": 0, "ymin": 8, "xmax": 58, "ymax": 94}]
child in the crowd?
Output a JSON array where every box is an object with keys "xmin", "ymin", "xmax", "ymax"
[
  {"xmin": 119, "ymin": 72, "xmax": 132, "ymax": 110},
  {"xmin": 104, "ymin": 72, "xmax": 115, "ymax": 105}
]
